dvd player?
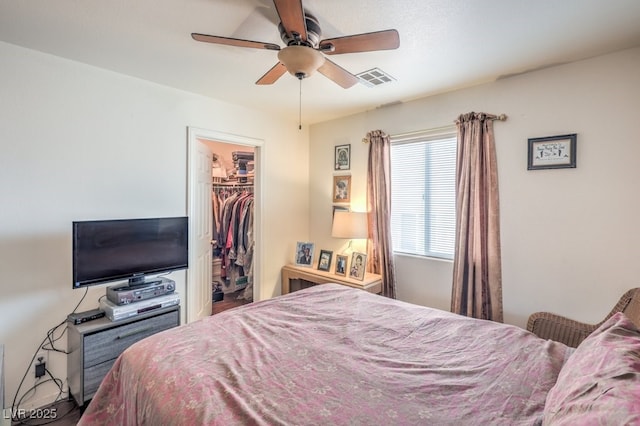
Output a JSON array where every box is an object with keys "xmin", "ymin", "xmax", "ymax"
[
  {"xmin": 106, "ymin": 277, "xmax": 175, "ymax": 305},
  {"xmin": 100, "ymin": 293, "xmax": 180, "ymax": 321}
]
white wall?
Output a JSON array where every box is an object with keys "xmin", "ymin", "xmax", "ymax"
[
  {"xmin": 0, "ymin": 41, "xmax": 310, "ymax": 410},
  {"xmin": 3, "ymin": 38, "xmax": 639, "ymax": 413},
  {"xmin": 310, "ymin": 47, "xmax": 640, "ymax": 329}
]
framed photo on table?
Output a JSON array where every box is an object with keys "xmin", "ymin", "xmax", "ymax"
[
  {"xmin": 527, "ymin": 134, "xmax": 577, "ymax": 170},
  {"xmin": 317, "ymin": 250, "xmax": 333, "ymax": 272},
  {"xmin": 335, "ymin": 254, "xmax": 348, "ymax": 276},
  {"xmin": 349, "ymin": 252, "xmax": 367, "ymax": 281},
  {"xmin": 295, "ymin": 242, "xmax": 314, "ymax": 267}
]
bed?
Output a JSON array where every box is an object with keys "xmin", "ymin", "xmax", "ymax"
[{"xmin": 78, "ymin": 284, "xmax": 640, "ymax": 425}]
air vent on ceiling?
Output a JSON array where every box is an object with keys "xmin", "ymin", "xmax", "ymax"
[{"xmin": 356, "ymin": 68, "xmax": 396, "ymax": 87}]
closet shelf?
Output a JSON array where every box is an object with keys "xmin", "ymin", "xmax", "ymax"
[{"xmin": 212, "ymin": 181, "xmax": 253, "ymax": 187}]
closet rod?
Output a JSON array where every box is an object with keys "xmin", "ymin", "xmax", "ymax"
[{"xmin": 212, "ymin": 182, "xmax": 254, "ymax": 187}]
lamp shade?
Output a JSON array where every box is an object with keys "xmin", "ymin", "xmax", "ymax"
[
  {"xmin": 277, "ymin": 45, "xmax": 325, "ymax": 79},
  {"xmin": 331, "ymin": 211, "xmax": 368, "ymax": 239}
]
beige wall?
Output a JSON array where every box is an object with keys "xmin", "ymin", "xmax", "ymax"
[
  {"xmin": 0, "ymin": 41, "xmax": 310, "ymax": 409},
  {"xmin": 310, "ymin": 47, "xmax": 640, "ymax": 329},
  {"xmin": 3, "ymin": 38, "xmax": 639, "ymax": 412}
]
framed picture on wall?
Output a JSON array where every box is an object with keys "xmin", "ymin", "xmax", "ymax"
[
  {"xmin": 295, "ymin": 242, "xmax": 314, "ymax": 267},
  {"xmin": 349, "ymin": 252, "xmax": 367, "ymax": 281},
  {"xmin": 334, "ymin": 144, "xmax": 351, "ymax": 171},
  {"xmin": 317, "ymin": 250, "xmax": 333, "ymax": 272},
  {"xmin": 332, "ymin": 175, "xmax": 351, "ymax": 203},
  {"xmin": 332, "ymin": 205, "xmax": 350, "ymax": 218},
  {"xmin": 527, "ymin": 133, "xmax": 577, "ymax": 170}
]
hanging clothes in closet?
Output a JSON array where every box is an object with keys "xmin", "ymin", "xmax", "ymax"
[{"xmin": 212, "ymin": 184, "xmax": 254, "ymax": 301}]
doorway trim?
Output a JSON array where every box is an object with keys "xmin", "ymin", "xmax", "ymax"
[{"xmin": 186, "ymin": 126, "xmax": 264, "ymax": 323}]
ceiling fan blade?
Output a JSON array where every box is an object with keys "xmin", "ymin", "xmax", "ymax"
[
  {"xmin": 318, "ymin": 59, "xmax": 359, "ymax": 89},
  {"xmin": 320, "ymin": 29, "xmax": 400, "ymax": 55},
  {"xmin": 273, "ymin": 0, "xmax": 307, "ymax": 41},
  {"xmin": 191, "ymin": 33, "xmax": 280, "ymax": 51},
  {"xmin": 256, "ymin": 62, "xmax": 288, "ymax": 85}
]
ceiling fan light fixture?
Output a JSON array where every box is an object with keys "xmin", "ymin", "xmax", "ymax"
[{"xmin": 277, "ymin": 46, "xmax": 325, "ymax": 79}]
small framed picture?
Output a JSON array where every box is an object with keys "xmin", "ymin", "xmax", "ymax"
[
  {"xmin": 295, "ymin": 242, "xmax": 314, "ymax": 267},
  {"xmin": 332, "ymin": 205, "xmax": 350, "ymax": 218},
  {"xmin": 527, "ymin": 134, "xmax": 577, "ymax": 170},
  {"xmin": 333, "ymin": 175, "xmax": 351, "ymax": 203},
  {"xmin": 335, "ymin": 254, "xmax": 348, "ymax": 276},
  {"xmin": 349, "ymin": 252, "xmax": 367, "ymax": 281},
  {"xmin": 334, "ymin": 144, "xmax": 351, "ymax": 171},
  {"xmin": 317, "ymin": 250, "xmax": 333, "ymax": 272}
]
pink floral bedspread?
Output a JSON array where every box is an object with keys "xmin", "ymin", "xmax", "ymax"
[{"xmin": 79, "ymin": 284, "xmax": 570, "ymax": 425}]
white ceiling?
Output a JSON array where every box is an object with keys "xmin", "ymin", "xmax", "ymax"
[{"xmin": 2, "ymin": 0, "xmax": 640, "ymax": 124}]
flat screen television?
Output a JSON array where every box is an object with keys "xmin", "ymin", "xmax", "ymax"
[{"xmin": 72, "ymin": 217, "xmax": 188, "ymax": 289}]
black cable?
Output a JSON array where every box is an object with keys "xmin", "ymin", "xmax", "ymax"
[
  {"xmin": 12, "ymin": 373, "xmax": 64, "ymax": 425},
  {"xmin": 45, "ymin": 367, "xmax": 65, "ymax": 398},
  {"xmin": 11, "ymin": 287, "xmax": 88, "ymax": 421},
  {"xmin": 14, "ymin": 368, "xmax": 63, "ymax": 409},
  {"xmin": 18, "ymin": 368, "xmax": 78, "ymax": 426},
  {"xmin": 13, "ymin": 391, "xmax": 77, "ymax": 426},
  {"xmin": 41, "ymin": 320, "xmax": 68, "ymax": 355}
]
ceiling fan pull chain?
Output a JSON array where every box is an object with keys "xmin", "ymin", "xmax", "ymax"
[{"xmin": 299, "ymin": 78, "xmax": 302, "ymax": 130}]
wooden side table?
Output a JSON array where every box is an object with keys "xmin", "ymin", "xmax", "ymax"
[{"xmin": 281, "ymin": 264, "xmax": 382, "ymax": 295}]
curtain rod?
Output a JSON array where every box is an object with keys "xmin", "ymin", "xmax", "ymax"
[{"xmin": 362, "ymin": 114, "xmax": 508, "ymax": 143}]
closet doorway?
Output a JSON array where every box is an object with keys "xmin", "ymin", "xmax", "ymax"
[{"xmin": 186, "ymin": 127, "xmax": 263, "ymax": 323}]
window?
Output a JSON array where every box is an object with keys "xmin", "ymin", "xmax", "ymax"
[{"xmin": 390, "ymin": 129, "xmax": 457, "ymax": 259}]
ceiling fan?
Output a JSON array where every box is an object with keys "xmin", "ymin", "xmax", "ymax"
[{"xmin": 191, "ymin": 0, "xmax": 400, "ymax": 89}]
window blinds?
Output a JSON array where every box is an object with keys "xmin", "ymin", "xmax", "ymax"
[{"xmin": 390, "ymin": 130, "xmax": 457, "ymax": 259}]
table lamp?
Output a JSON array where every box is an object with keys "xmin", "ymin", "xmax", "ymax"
[{"xmin": 331, "ymin": 211, "xmax": 368, "ymax": 251}]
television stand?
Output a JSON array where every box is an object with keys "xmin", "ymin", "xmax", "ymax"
[{"xmin": 67, "ymin": 305, "xmax": 180, "ymax": 406}]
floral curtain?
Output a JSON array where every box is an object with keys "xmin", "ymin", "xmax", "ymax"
[
  {"xmin": 451, "ymin": 113, "xmax": 503, "ymax": 322},
  {"xmin": 366, "ymin": 130, "xmax": 397, "ymax": 298}
]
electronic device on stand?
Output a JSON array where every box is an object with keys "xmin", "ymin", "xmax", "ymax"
[
  {"xmin": 100, "ymin": 292, "xmax": 181, "ymax": 321},
  {"xmin": 106, "ymin": 277, "xmax": 176, "ymax": 305}
]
